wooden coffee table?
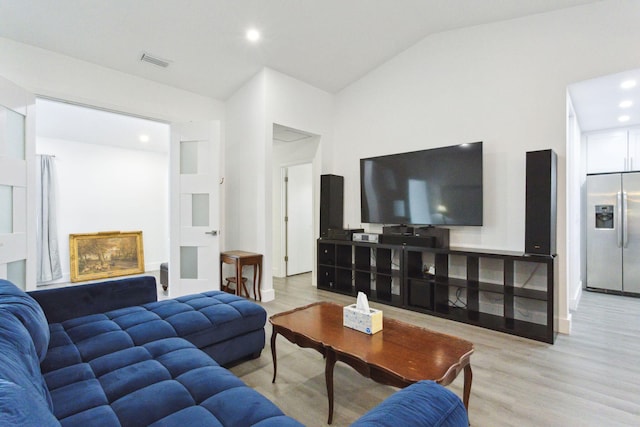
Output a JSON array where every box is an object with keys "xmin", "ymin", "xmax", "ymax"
[{"xmin": 270, "ymin": 302, "xmax": 474, "ymax": 424}]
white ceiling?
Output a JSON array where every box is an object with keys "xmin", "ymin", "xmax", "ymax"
[
  {"xmin": 569, "ymin": 68, "xmax": 640, "ymax": 132},
  {"xmin": 273, "ymin": 124, "xmax": 314, "ymax": 143},
  {"xmin": 12, "ymin": 0, "xmax": 627, "ymax": 147},
  {"xmin": 36, "ymin": 99, "xmax": 169, "ymax": 153},
  {"xmin": 36, "ymin": 100, "xmax": 315, "ymax": 152},
  {"xmin": 0, "ymin": 0, "xmax": 600, "ymax": 100}
]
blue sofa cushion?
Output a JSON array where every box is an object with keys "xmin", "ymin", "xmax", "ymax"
[
  {"xmin": 350, "ymin": 380, "xmax": 469, "ymax": 427},
  {"xmin": 28, "ymin": 276, "xmax": 158, "ymax": 324},
  {"xmin": 0, "ymin": 279, "xmax": 50, "ymax": 361},
  {"xmin": 41, "ymin": 322, "xmax": 302, "ymax": 426},
  {"xmin": 142, "ymin": 291, "xmax": 266, "ymax": 348},
  {"xmin": 0, "ymin": 311, "xmax": 54, "ymax": 412},
  {"xmin": 32, "ymin": 277, "xmax": 267, "ymax": 366},
  {"xmin": 0, "ymin": 379, "xmax": 60, "ymax": 427}
]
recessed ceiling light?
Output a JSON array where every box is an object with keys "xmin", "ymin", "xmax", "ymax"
[
  {"xmin": 621, "ymin": 80, "xmax": 637, "ymax": 89},
  {"xmin": 619, "ymin": 100, "xmax": 633, "ymax": 108},
  {"xmin": 246, "ymin": 29, "xmax": 260, "ymax": 42},
  {"xmin": 139, "ymin": 134, "xmax": 150, "ymax": 143},
  {"xmin": 618, "ymin": 115, "xmax": 630, "ymax": 122}
]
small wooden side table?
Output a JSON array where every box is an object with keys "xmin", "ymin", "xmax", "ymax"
[{"xmin": 220, "ymin": 250, "xmax": 263, "ymax": 301}]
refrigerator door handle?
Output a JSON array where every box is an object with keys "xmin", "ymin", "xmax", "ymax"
[
  {"xmin": 623, "ymin": 191, "xmax": 629, "ymax": 248},
  {"xmin": 617, "ymin": 191, "xmax": 623, "ymax": 248}
]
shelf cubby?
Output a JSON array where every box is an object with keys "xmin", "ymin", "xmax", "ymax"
[{"xmin": 336, "ymin": 245, "xmax": 352, "ymax": 268}]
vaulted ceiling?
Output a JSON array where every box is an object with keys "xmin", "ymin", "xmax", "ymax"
[{"xmin": 0, "ymin": 0, "xmax": 600, "ymax": 100}]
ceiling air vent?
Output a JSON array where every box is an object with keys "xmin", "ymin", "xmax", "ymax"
[{"xmin": 140, "ymin": 52, "xmax": 171, "ymax": 68}]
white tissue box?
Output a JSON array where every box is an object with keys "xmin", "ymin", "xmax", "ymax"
[{"xmin": 343, "ymin": 304, "xmax": 383, "ymax": 334}]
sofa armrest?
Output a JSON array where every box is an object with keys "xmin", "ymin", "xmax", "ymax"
[
  {"xmin": 350, "ymin": 381, "xmax": 469, "ymax": 427},
  {"xmin": 28, "ymin": 276, "xmax": 158, "ymax": 324}
]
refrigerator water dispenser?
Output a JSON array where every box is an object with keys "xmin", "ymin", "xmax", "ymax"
[{"xmin": 595, "ymin": 205, "xmax": 614, "ymax": 229}]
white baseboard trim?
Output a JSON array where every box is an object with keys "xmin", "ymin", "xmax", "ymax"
[
  {"xmin": 261, "ymin": 288, "xmax": 275, "ymax": 302},
  {"xmin": 569, "ymin": 282, "xmax": 582, "ymax": 311},
  {"xmin": 557, "ymin": 313, "xmax": 572, "ymax": 335}
]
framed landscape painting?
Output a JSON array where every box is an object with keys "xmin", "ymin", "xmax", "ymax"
[{"xmin": 69, "ymin": 231, "xmax": 145, "ymax": 282}]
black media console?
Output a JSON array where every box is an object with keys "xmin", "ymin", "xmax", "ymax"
[{"xmin": 317, "ymin": 239, "xmax": 555, "ymax": 344}]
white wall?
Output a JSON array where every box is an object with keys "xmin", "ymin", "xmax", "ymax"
[
  {"xmin": 226, "ymin": 69, "xmax": 333, "ymax": 300},
  {"xmin": 6, "ymin": 1, "xmax": 639, "ymax": 324},
  {"xmin": 37, "ymin": 137, "xmax": 169, "ymax": 283},
  {"xmin": 265, "ymin": 70, "xmax": 333, "ymax": 288},
  {"xmin": 224, "ymin": 71, "xmax": 268, "ymax": 297},
  {"xmin": 331, "ymin": 0, "xmax": 640, "ymax": 334},
  {"xmin": 0, "ymin": 37, "xmax": 224, "ymax": 291},
  {"xmin": 224, "ymin": 73, "xmax": 266, "ymax": 249},
  {"xmin": 0, "ymin": 38, "xmax": 223, "ymax": 122}
]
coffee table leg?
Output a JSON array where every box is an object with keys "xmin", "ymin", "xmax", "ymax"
[
  {"xmin": 463, "ymin": 364, "xmax": 472, "ymax": 411},
  {"xmin": 271, "ymin": 329, "xmax": 278, "ymax": 383},
  {"xmin": 325, "ymin": 349, "xmax": 337, "ymax": 424}
]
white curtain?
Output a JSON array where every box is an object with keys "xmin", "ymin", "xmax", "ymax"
[{"xmin": 36, "ymin": 155, "xmax": 62, "ymax": 283}]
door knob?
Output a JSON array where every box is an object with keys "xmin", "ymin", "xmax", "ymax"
[{"xmin": 205, "ymin": 230, "xmax": 218, "ymax": 236}]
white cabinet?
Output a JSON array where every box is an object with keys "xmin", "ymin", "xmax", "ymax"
[
  {"xmin": 629, "ymin": 129, "xmax": 640, "ymax": 171},
  {"xmin": 586, "ymin": 128, "xmax": 640, "ymax": 174}
]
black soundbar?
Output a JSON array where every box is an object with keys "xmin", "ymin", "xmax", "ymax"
[
  {"xmin": 382, "ymin": 225, "xmax": 415, "ymax": 235},
  {"xmin": 378, "ymin": 227, "xmax": 449, "ymax": 248},
  {"xmin": 379, "ymin": 234, "xmax": 436, "ymax": 247}
]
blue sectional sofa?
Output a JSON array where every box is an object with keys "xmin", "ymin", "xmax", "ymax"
[
  {"xmin": 0, "ymin": 276, "xmax": 469, "ymax": 426},
  {"xmin": 28, "ymin": 276, "xmax": 265, "ymax": 367}
]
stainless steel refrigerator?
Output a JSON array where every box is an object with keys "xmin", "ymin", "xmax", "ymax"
[{"xmin": 586, "ymin": 172, "xmax": 640, "ymax": 294}]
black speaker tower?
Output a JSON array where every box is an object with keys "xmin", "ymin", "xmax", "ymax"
[
  {"xmin": 525, "ymin": 149, "xmax": 557, "ymax": 256},
  {"xmin": 320, "ymin": 174, "xmax": 344, "ymax": 238}
]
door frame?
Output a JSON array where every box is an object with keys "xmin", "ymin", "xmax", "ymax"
[
  {"xmin": 271, "ymin": 126, "xmax": 320, "ymax": 279},
  {"xmin": 274, "ymin": 158, "xmax": 317, "ymax": 278},
  {"xmin": 280, "ymin": 166, "xmax": 288, "ymax": 276},
  {"xmin": 280, "ymin": 162, "xmax": 314, "ymax": 276}
]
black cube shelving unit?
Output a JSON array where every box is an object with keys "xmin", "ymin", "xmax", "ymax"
[{"xmin": 317, "ymin": 239, "xmax": 555, "ymax": 344}]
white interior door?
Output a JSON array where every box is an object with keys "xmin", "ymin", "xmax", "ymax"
[
  {"xmin": 169, "ymin": 121, "xmax": 220, "ymax": 297},
  {"xmin": 286, "ymin": 163, "xmax": 313, "ymax": 276},
  {"xmin": 0, "ymin": 76, "xmax": 35, "ymax": 290}
]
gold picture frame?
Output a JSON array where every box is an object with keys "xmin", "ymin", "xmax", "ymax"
[{"xmin": 69, "ymin": 231, "xmax": 145, "ymax": 282}]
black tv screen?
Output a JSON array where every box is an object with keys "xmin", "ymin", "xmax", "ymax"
[{"xmin": 360, "ymin": 142, "xmax": 483, "ymax": 226}]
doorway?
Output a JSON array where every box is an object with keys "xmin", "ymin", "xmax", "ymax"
[
  {"xmin": 272, "ymin": 124, "xmax": 320, "ymax": 278},
  {"xmin": 567, "ymin": 67, "xmax": 640, "ymax": 307},
  {"xmin": 35, "ymin": 98, "xmax": 170, "ymax": 285},
  {"xmin": 283, "ymin": 163, "xmax": 313, "ymax": 276}
]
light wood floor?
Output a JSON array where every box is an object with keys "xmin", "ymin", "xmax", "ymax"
[{"xmin": 228, "ymin": 273, "xmax": 640, "ymax": 427}]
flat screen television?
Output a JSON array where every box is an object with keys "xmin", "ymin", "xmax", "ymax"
[{"xmin": 360, "ymin": 142, "xmax": 483, "ymax": 226}]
